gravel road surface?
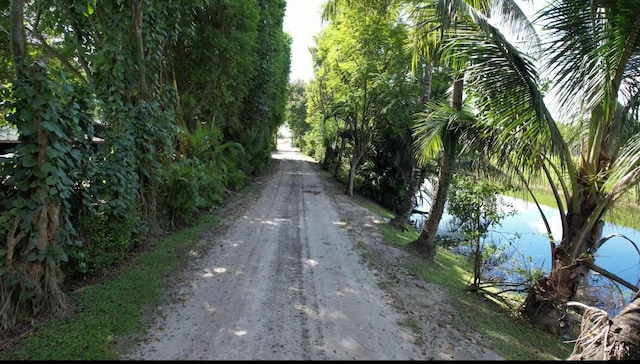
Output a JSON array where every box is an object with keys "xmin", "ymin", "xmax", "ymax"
[{"xmin": 123, "ymin": 141, "xmax": 504, "ymax": 361}]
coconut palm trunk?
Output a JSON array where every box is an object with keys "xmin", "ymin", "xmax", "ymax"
[
  {"xmin": 519, "ymin": 208, "xmax": 605, "ymax": 335},
  {"xmin": 569, "ymin": 293, "xmax": 640, "ymax": 360},
  {"xmin": 605, "ymin": 295, "xmax": 640, "ymax": 360},
  {"xmin": 410, "ymin": 74, "xmax": 463, "ymax": 258}
]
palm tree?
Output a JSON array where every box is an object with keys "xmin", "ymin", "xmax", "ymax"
[
  {"xmin": 324, "ymin": 0, "xmax": 640, "ymax": 357},
  {"xmin": 406, "ymin": 0, "xmax": 534, "ymax": 258},
  {"xmin": 455, "ymin": 0, "xmax": 640, "ymax": 356}
]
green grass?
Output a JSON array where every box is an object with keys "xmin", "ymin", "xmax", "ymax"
[
  {"xmin": 350, "ymin": 194, "xmax": 573, "ymax": 360},
  {"xmin": 1, "ymin": 212, "xmax": 220, "ymax": 360},
  {"xmin": 407, "ymin": 247, "xmax": 572, "ymax": 360}
]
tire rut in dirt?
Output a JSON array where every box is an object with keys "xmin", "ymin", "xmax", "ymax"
[{"xmin": 263, "ymin": 158, "xmax": 316, "ymax": 359}]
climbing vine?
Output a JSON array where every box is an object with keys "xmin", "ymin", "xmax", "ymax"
[
  {"xmin": 0, "ymin": 63, "xmax": 94, "ymax": 328},
  {"xmin": 1, "ymin": 0, "xmax": 291, "ymax": 331}
]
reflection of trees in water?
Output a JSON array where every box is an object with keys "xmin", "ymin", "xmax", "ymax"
[{"xmin": 411, "ymin": 206, "xmax": 634, "ymax": 318}]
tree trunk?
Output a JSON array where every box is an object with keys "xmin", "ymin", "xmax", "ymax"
[
  {"xmin": 10, "ymin": 0, "xmax": 26, "ymax": 76},
  {"xmin": 569, "ymin": 294, "xmax": 640, "ymax": 360},
  {"xmin": 2, "ymin": 64, "xmax": 67, "ymax": 328},
  {"xmin": 408, "ymin": 73, "xmax": 463, "ymax": 259},
  {"xmin": 333, "ymin": 135, "xmax": 345, "ymax": 178},
  {"xmin": 409, "ymin": 133, "xmax": 456, "ymax": 259},
  {"xmin": 389, "ymin": 166, "xmax": 423, "ymax": 230},
  {"xmin": 346, "ymin": 151, "xmax": 362, "ymax": 196},
  {"xmin": 606, "ymin": 295, "xmax": 640, "ymax": 360},
  {"xmin": 520, "ymin": 181, "xmax": 605, "ymax": 335}
]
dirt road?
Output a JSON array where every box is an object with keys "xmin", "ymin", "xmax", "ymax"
[{"xmin": 123, "ymin": 141, "xmax": 504, "ymax": 360}]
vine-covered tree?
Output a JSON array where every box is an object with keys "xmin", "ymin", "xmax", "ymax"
[
  {"xmin": 236, "ymin": 0, "xmax": 291, "ymax": 172},
  {"xmin": 171, "ymin": 0, "xmax": 260, "ymax": 134},
  {"xmin": 1, "ymin": 0, "xmax": 291, "ymax": 331}
]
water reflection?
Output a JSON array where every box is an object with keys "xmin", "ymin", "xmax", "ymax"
[{"xmin": 412, "ymin": 195, "xmax": 640, "ymax": 315}]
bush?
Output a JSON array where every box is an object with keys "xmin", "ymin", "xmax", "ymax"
[{"xmin": 77, "ymin": 212, "xmax": 139, "ymax": 277}]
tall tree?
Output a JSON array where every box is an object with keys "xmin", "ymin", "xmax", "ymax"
[
  {"xmin": 456, "ymin": 0, "xmax": 640, "ymax": 356},
  {"xmin": 406, "ymin": 0, "xmax": 484, "ymax": 258},
  {"xmin": 0, "ymin": 0, "xmax": 14, "ymax": 89},
  {"xmin": 303, "ymin": 59, "xmax": 342, "ymax": 170},
  {"xmin": 314, "ymin": 1, "xmax": 410, "ymax": 196},
  {"xmin": 171, "ymin": 0, "xmax": 260, "ymax": 133},
  {"xmin": 2, "ymin": 0, "xmax": 94, "ymax": 329}
]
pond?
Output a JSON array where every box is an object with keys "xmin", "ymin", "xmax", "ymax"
[{"xmin": 411, "ymin": 195, "xmax": 640, "ymax": 316}]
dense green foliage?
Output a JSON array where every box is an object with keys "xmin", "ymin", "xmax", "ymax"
[
  {"xmin": 3, "ymin": 0, "xmax": 639, "ymax": 358},
  {"xmin": 302, "ymin": 2, "xmax": 435, "ymax": 201},
  {"xmin": 295, "ymin": 0, "xmax": 640, "ymax": 356},
  {"xmin": 286, "ymin": 79, "xmax": 308, "ymax": 148},
  {"xmin": 1, "ymin": 0, "xmax": 290, "ymax": 330},
  {"xmin": 2, "ymin": 211, "xmax": 220, "ymax": 360}
]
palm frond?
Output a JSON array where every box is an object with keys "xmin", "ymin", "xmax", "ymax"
[
  {"xmin": 412, "ymin": 99, "xmax": 478, "ymax": 166},
  {"xmin": 539, "ymin": 1, "xmax": 640, "ymax": 121},
  {"xmin": 448, "ymin": 9, "xmax": 574, "ymax": 176},
  {"xmin": 603, "ymin": 132, "xmax": 640, "ymax": 201}
]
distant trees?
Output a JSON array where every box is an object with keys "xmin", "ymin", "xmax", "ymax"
[
  {"xmin": 286, "ymin": 79, "xmax": 309, "ymax": 149},
  {"xmin": 304, "ymin": 1, "xmax": 422, "ymax": 198}
]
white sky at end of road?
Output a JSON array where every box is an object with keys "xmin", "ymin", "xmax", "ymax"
[{"xmin": 284, "ymin": 0, "xmax": 327, "ymax": 83}]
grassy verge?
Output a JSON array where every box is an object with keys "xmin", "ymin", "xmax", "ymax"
[
  {"xmin": 350, "ymin": 197, "xmax": 574, "ymax": 360},
  {"xmin": 0, "ymin": 210, "xmax": 221, "ymax": 360}
]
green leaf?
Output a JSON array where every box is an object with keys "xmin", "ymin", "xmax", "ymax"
[
  {"xmin": 19, "ymin": 111, "xmax": 34, "ymax": 127},
  {"xmin": 19, "ymin": 289, "xmax": 35, "ymax": 300},
  {"xmin": 86, "ymin": 0, "xmax": 95, "ymax": 15},
  {"xmin": 29, "ymin": 98, "xmax": 43, "ymax": 109},
  {"xmin": 33, "ymin": 168, "xmax": 47, "ymax": 178},
  {"xmin": 6, "ymin": 274, "xmax": 19, "ymax": 287},
  {"xmin": 22, "ymin": 154, "xmax": 37, "ymax": 168},
  {"xmin": 27, "ymin": 251, "xmax": 39, "ymax": 262},
  {"xmin": 41, "ymin": 162, "xmax": 56, "ymax": 173},
  {"xmin": 45, "ymin": 175, "xmax": 59, "ymax": 186},
  {"xmin": 46, "ymin": 146, "xmax": 64, "ymax": 159},
  {"xmin": 22, "ymin": 279, "xmax": 35, "ymax": 289}
]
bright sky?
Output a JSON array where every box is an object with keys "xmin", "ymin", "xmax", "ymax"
[{"xmin": 283, "ymin": 0, "xmax": 327, "ymax": 82}]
